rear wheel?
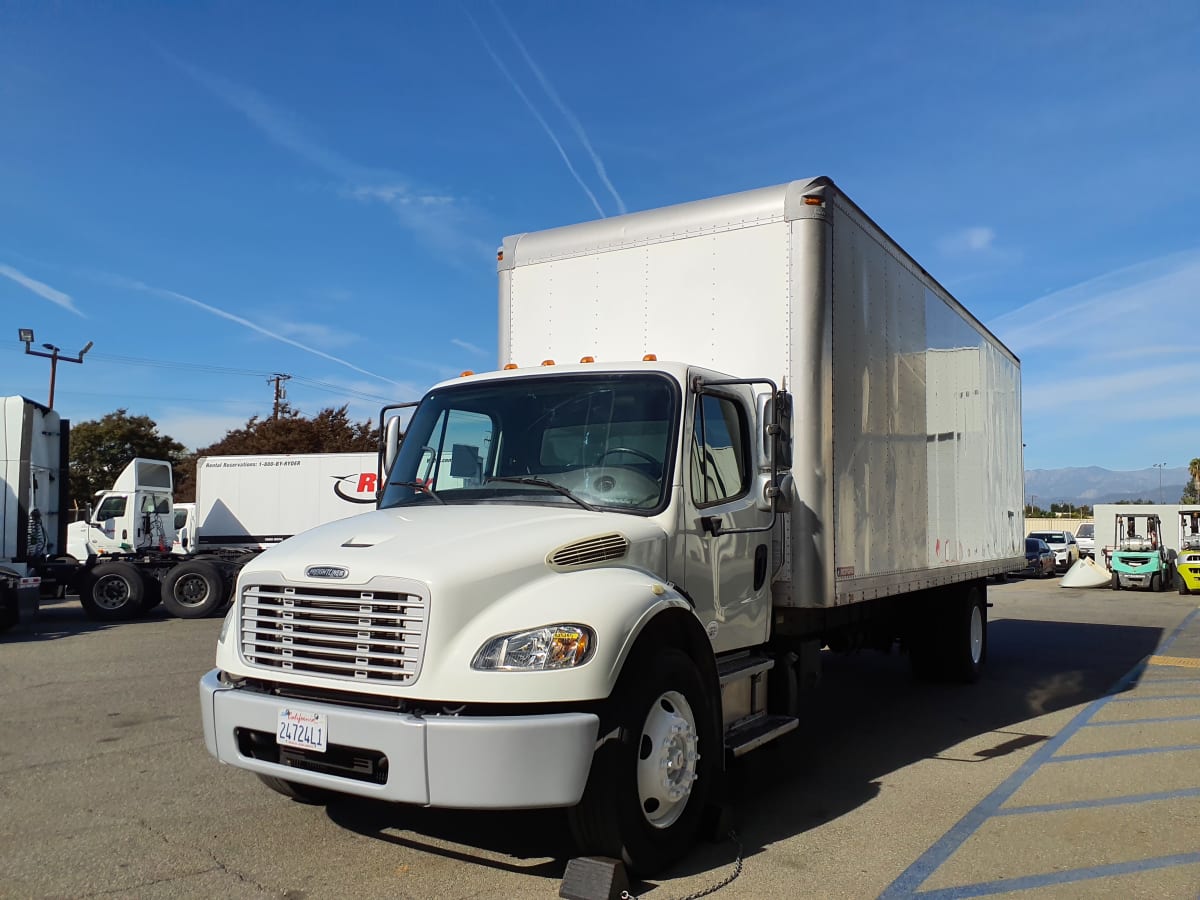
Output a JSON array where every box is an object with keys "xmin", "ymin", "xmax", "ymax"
[
  {"xmin": 910, "ymin": 584, "xmax": 987, "ymax": 683},
  {"xmin": 161, "ymin": 560, "xmax": 226, "ymax": 618},
  {"xmin": 567, "ymin": 647, "xmax": 716, "ymax": 876},
  {"xmin": 80, "ymin": 562, "xmax": 145, "ymax": 621}
]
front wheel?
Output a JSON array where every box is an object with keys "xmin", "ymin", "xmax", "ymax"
[
  {"xmin": 80, "ymin": 561, "xmax": 145, "ymax": 621},
  {"xmin": 567, "ymin": 648, "xmax": 716, "ymax": 876},
  {"xmin": 1111, "ymin": 573, "xmax": 1121, "ymax": 591}
]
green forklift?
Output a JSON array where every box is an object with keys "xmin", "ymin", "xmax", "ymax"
[{"xmin": 1109, "ymin": 513, "xmax": 1172, "ymax": 592}]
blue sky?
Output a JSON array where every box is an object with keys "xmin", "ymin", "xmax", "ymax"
[{"xmin": 1, "ymin": 2, "xmax": 1197, "ymax": 471}]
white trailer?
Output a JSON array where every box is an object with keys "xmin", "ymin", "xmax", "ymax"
[
  {"xmin": 191, "ymin": 453, "xmax": 378, "ymax": 551},
  {"xmin": 200, "ymin": 178, "xmax": 1024, "ymax": 874},
  {"xmin": 0, "ymin": 396, "xmax": 70, "ymax": 631}
]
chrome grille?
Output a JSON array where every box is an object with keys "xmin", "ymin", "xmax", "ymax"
[
  {"xmin": 240, "ymin": 583, "xmax": 427, "ymax": 685},
  {"xmin": 548, "ymin": 533, "xmax": 629, "ymax": 568}
]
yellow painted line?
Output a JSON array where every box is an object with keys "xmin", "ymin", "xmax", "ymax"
[{"xmin": 1147, "ymin": 655, "xmax": 1200, "ymax": 669}]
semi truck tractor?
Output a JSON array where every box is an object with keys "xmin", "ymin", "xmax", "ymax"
[{"xmin": 199, "ymin": 177, "xmax": 1025, "ymax": 873}]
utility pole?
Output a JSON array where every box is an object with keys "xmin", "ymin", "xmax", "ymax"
[
  {"xmin": 1153, "ymin": 462, "xmax": 1166, "ymax": 504},
  {"xmin": 269, "ymin": 373, "xmax": 292, "ymax": 419},
  {"xmin": 19, "ymin": 328, "xmax": 93, "ymax": 409}
]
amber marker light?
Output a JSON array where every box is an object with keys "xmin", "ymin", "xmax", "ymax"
[
  {"xmin": 541, "ymin": 359, "xmax": 555, "ymax": 366},
  {"xmin": 803, "ymin": 195, "xmax": 823, "ymax": 206},
  {"xmin": 503, "ymin": 363, "xmax": 519, "ymax": 370},
  {"xmin": 460, "ymin": 370, "xmax": 474, "ymax": 377},
  {"xmin": 643, "ymin": 353, "xmax": 658, "ymax": 361},
  {"xmin": 580, "ymin": 355, "xmax": 595, "ymax": 363}
]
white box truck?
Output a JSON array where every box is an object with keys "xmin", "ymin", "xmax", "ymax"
[
  {"xmin": 199, "ymin": 178, "xmax": 1024, "ymax": 873},
  {"xmin": 65, "ymin": 452, "xmax": 379, "ymax": 620}
]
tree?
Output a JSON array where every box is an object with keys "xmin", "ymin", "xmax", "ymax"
[
  {"xmin": 68, "ymin": 410, "xmax": 187, "ymax": 512},
  {"xmin": 1183, "ymin": 458, "xmax": 1200, "ymax": 504},
  {"xmin": 174, "ymin": 404, "xmax": 379, "ymax": 501}
]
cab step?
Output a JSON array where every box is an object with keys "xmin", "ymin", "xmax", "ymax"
[{"xmin": 724, "ymin": 713, "xmax": 799, "ymax": 758}]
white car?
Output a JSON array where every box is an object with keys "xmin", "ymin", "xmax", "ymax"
[
  {"xmin": 1027, "ymin": 530, "xmax": 1080, "ymax": 572},
  {"xmin": 1075, "ymin": 522, "xmax": 1095, "ymax": 559}
]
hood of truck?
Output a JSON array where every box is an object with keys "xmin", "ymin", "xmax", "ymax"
[
  {"xmin": 227, "ymin": 503, "xmax": 672, "ymax": 699},
  {"xmin": 245, "ymin": 504, "xmax": 666, "ymax": 585}
]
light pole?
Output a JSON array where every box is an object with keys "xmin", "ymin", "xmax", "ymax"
[
  {"xmin": 19, "ymin": 329, "xmax": 93, "ymax": 409},
  {"xmin": 1153, "ymin": 462, "xmax": 1166, "ymax": 504}
]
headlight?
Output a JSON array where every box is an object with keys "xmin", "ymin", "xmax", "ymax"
[{"xmin": 472, "ymin": 624, "xmax": 594, "ymax": 671}]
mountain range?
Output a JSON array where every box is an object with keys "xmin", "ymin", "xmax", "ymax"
[{"xmin": 1023, "ymin": 465, "xmax": 1192, "ymax": 506}]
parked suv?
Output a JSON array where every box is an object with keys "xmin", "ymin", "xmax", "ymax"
[
  {"xmin": 1075, "ymin": 522, "xmax": 1095, "ymax": 559},
  {"xmin": 1028, "ymin": 530, "xmax": 1080, "ymax": 572}
]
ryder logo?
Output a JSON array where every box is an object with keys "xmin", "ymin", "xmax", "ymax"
[{"xmin": 333, "ymin": 472, "xmax": 378, "ymax": 504}]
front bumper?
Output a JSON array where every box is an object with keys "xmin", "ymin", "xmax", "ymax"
[
  {"xmin": 199, "ymin": 669, "xmax": 600, "ymax": 808},
  {"xmin": 1115, "ymin": 570, "xmax": 1154, "ymax": 589}
]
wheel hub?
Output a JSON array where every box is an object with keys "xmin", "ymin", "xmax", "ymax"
[
  {"xmin": 95, "ymin": 576, "xmax": 130, "ymax": 610},
  {"xmin": 636, "ymin": 690, "xmax": 700, "ymax": 829}
]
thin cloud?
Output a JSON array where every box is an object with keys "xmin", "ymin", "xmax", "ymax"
[
  {"xmin": 0, "ymin": 263, "xmax": 85, "ymax": 316},
  {"xmin": 451, "ymin": 338, "xmax": 488, "ymax": 356},
  {"xmin": 157, "ymin": 48, "xmax": 486, "ymax": 258},
  {"xmin": 489, "ymin": 0, "xmax": 626, "ymax": 215},
  {"xmin": 110, "ymin": 275, "xmax": 406, "ymax": 387},
  {"xmin": 937, "ymin": 226, "xmax": 997, "ymax": 256},
  {"xmin": 461, "ymin": 8, "xmax": 606, "ymax": 218}
]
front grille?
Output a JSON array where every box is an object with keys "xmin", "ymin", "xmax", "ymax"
[
  {"xmin": 1117, "ymin": 556, "xmax": 1151, "ymax": 567},
  {"xmin": 240, "ymin": 583, "xmax": 427, "ymax": 685}
]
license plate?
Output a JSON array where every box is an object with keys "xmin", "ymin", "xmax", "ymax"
[{"xmin": 277, "ymin": 708, "xmax": 328, "ymax": 753}]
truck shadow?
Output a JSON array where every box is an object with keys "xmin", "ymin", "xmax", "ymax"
[
  {"xmin": 317, "ymin": 615, "xmax": 1164, "ymax": 892},
  {"xmin": 1, "ymin": 596, "xmax": 175, "ymax": 643}
]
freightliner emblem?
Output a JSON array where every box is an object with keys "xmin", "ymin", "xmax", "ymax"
[{"xmin": 306, "ymin": 565, "xmax": 349, "ymax": 579}]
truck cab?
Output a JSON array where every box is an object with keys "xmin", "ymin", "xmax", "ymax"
[
  {"xmin": 66, "ymin": 458, "xmax": 176, "ymax": 559},
  {"xmin": 202, "ymin": 361, "xmax": 792, "ymax": 873}
]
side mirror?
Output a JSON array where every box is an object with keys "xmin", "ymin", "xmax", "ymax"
[
  {"xmin": 770, "ymin": 391, "xmax": 793, "ymax": 470},
  {"xmin": 383, "ymin": 415, "xmax": 404, "ymax": 477}
]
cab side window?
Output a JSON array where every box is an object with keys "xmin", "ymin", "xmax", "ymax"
[{"xmin": 690, "ymin": 394, "xmax": 750, "ymax": 506}]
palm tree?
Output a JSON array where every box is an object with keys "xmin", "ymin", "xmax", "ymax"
[{"xmin": 1185, "ymin": 458, "xmax": 1200, "ymax": 504}]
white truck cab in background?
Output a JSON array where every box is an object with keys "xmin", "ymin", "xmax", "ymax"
[{"xmin": 199, "ymin": 178, "xmax": 1024, "ymax": 874}]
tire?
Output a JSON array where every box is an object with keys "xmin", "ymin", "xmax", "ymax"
[
  {"xmin": 1111, "ymin": 573, "xmax": 1120, "ymax": 591},
  {"xmin": 255, "ymin": 773, "xmax": 334, "ymax": 805},
  {"xmin": 80, "ymin": 561, "xmax": 145, "ymax": 621},
  {"xmin": 1181, "ymin": 574, "xmax": 1190, "ymax": 596},
  {"xmin": 910, "ymin": 584, "xmax": 986, "ymax": 683},
  {"xmin": 567, "ymin": 647, "xmax": 716, "ymax": 876},
  {"xmin": 161, "ymin": 560, "xmax": 226, "ymax": 618},
  {"xmin": 1150, "ymin": 574, "xmax": 1159, "ymax": 593},
  {"xmin": 947, "ymin": 585, "xmax": 987, "ymax": 683}
]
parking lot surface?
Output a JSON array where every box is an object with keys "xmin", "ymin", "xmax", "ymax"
[{"xmin": 1, "ymin": 577, "xmax": 1197, "ymax": 899}]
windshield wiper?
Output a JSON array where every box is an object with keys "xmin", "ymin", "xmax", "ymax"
[
  {"xmin": 390, "ymin": 481, "xmax": 446, "ymax": 505},
  {"xmin": 484, "ymin": 476, "xmax": 597, "ymax": 512}
]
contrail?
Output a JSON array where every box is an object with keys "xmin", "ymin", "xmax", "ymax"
[
  {"xmin": 0, "ymin": 263, "xmax": 85, "ymax": 316},
  {"xmin": 462, "ymin": 7, "xmax": 606, "ymax": 218},
  {"xmin": 489, "ymin": 1, "xmax": 626, "ymax": 215},
  {"xmin": 118, "ymin": 277, "xmax": 407, "ymax": 387}
]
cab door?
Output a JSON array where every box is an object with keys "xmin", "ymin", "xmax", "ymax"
[{"xmin": 681, "ymin": 386, "xmax": 775, "ymax": 653}]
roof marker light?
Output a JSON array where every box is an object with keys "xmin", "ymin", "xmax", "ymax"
[
  {"xmin": 580, "ymin": 355, "xmax": 595, "ymax": 363},
  {"xmin": 803, "ymin": 195, "xmax": 823, "ymax": 206},
  {"xmin": 503, "ymin": 363, "xmax": 519, "ymax": 370},
  {"xmin": 460, "ymin": 370, "xmax": 475, "ymax": 377},
  {"xmin": 643, "ymin": 353, "xmax": 658, "ymax": 361}
]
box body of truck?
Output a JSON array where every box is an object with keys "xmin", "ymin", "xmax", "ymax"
[
  {"xmin": 193, "ymin": 453, "xmax": 378, "ymax": 551},
  {"xmin": 1, "ymin": 396, "xmax": 69, "ymax": 629},
  {"xmin": 201, "ymin": 178, "xmax": 1023, "ymax": 874},
  {"xmin": 498, "ymin": 176, "xmax": 1024, "ymax": 621}
]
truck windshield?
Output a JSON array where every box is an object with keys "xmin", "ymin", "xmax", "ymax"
[{"xmin": 379, "ymin": 373, "xmax": 679, "ymax": 513}]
